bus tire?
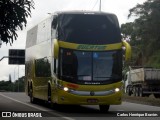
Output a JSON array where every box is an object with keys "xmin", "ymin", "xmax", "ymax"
[
  {"xmin": 126, "ymin": 86, "xmax": 131, "ymax": 96},
  {"xmin": 133, "ymin": 87, "xmax": 136, "ymax": 96},
  {"xmin": 28, "ymin": 82, "xmax": 30, "ymax": 96},
  {"xmin": 154, "ymin": 94, "xmax": 160, "ymax": 98},
  {"xmin": 135, "ymin": 87, "xmax": 139, "ymax": 97},
  {"xmin": 99, "ymin": 105, "xmax": 110, "ymax": 113},
  {"xmin": 139, "ymin": 87, "xmax": 144, "ymax": 97},
  {"xmin": 144, "ymin": 94, "xmax": 150, "ymax": 97},
  {"xmin": 30, "ymin": 87, "xmax": 36, "ymax": 104},
  {"xmin": 47, "ymin": 85, "xmax": 53, "ymax": 108}
]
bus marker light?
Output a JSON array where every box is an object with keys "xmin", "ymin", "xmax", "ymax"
[{"xmin": 67, "ymin": 83, "xmax": 79, "ymax": 89}]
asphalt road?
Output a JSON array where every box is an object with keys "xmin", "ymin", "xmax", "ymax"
[{"xmin": 0, "ymin": 92, "xmax": 160, "ymax": 120}]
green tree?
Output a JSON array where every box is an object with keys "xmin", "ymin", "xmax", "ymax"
[
  {"xmin": 121, "ymin": 22, "xmax": 134, "ymax": 38},
  {"xmin": 13, "ymin": 76, "xmax": 25, "ymax": 92},
  {"xmin": 122, "ymin": 0, "xmax": 160, "ymax": 67},
  {"xmin": 0, "ymin": 0, "xmax": 34, "ymax": 45},
  {"xmin": 0, "ymin": 76, "xmax": 25, "ymax": 92},
  {"xmin": 0, "ymin": 80, "xmax": 13, "ymax": 91}
]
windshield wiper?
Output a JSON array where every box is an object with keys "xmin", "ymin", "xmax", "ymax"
[
  {"xmin": 94, "ymin": 77, "xmax": 111, "ymax": 78},
  {"xmin": 62, "ymin": 75, "xmax": 74, "ymax": 79},
  {"xmin": 78, "ymin": 75, "xmax": 91, "ymax": 76},
  {"xmin": 94, "ymin": 76, "xmax": 121, "ymax": 79}
]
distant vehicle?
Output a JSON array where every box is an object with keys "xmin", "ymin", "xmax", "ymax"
[
  {"xmin": 25, "ymin": 11, "xmax": 131, "ymax": 112},
  {"xmin": 124, "ymin": 67, "xmax": 160, "ymax": 98}
]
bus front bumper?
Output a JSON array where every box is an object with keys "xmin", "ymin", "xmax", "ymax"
[{"xmin": 52, "ymin": 90, "xmax": 122, "ymax": 105}]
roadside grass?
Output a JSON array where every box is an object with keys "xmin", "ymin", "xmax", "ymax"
[{"xmin": 122, "ymin": 94, "xmax": 160, "ymax": 107}]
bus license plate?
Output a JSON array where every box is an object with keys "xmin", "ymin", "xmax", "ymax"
[{"xmin": 87, "ymin": 99, "xmax": 98, "ymax": 103}]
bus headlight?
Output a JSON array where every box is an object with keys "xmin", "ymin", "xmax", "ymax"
[
  {"xmin": 57, "ymin": 84, "xmax": 72, "ymax": 92},
  {"xmin": 115, "ymin": 88, "xmax": 120, "ymax": 92},
  {"xmin": 63, "ymin": 87, "xmax": 69, "ymax": 91}
]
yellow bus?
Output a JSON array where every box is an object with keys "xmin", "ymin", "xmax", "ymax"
[{"xmin": 25, "ymin": 11, "xmax": 131, "ymax": 112}]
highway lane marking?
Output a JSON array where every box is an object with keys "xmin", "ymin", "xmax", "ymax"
[{"xmin": 0, "ymin": 93, "xmax": 75, "ymax": 120}]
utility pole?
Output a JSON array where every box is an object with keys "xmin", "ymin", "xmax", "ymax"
[
  {"xmin": 18, "ymin": 65, "xmax": 19, "ymax": 92},
  {"xmin": 14, "ymin": 66, "xmax": 18, "ymax": 92},
  {"xmin": 99, "ymin": 0, "xmax": 101, "ymax": 11}
]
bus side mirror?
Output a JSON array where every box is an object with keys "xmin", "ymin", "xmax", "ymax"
[
  {"xmin": 52, "ymin": 15, "xmax": 58, "ymax": 29},
  {"xmin": 122, "ymin": 41, "xmax": 131, "ymax": 61},
  {"xmin": 54, "ymin": 39, "xmax": 59, "ymax": 59},
  {"xmin": 123, "ymin": 74, "xmax": 127, "ymax": 81}
]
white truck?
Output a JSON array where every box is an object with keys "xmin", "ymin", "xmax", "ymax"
[{"xmin": 124, "ymin": 67, "xmax": 160, "ymax": 98}]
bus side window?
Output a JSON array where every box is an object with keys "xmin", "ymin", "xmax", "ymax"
[
  {"xmin": 51, "ymin": 15, "xmax": 58, "ymax": 39},
  {"xmin": 54, "ymin": 59, "xmax": 58, "ymax": 75},
  {"xmin": 124, "ymin": 74, "xmax": 127, "ymax": 81},
  {"xmin": 26, "ymin": 61, "xmax": 32, "ymax": 77},
  {"xmin": 52, "ymin": 15, "xmax": 57, "ymax": 29},
  {"xmin": 35, "ymin": 58, "xmax": 51, "ymax": 77}
]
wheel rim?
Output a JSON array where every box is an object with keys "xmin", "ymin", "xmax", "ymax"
[{"xmin": 133, "ymin": 87, "xmax": 136, "ymax": 96}]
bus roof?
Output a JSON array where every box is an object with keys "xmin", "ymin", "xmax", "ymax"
[{"xmin": 53, "ymin": 10, "xmax": 116, "ymax": 16}]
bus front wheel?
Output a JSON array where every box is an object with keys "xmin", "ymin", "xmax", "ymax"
[{"xmin": 99, "ymin": 105, "xmax": 110, "ymax": 113}]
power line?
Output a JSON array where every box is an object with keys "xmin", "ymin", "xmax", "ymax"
[
  {"xmin": 92, "ymin": 0, "xmax": 99, "ymax": 10},
  {"xmin": 87, "ymin": 0, "xmax": 94, "ymax": 10},
  {"xmin": 99, "ymin": 0, "xmax": 101, "ymax": 11}
]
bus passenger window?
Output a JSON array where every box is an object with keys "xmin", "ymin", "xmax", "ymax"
[
  {"xmin": 35, "ymin": 58, "xmax": 51, "ymax": 77},
  {"xmin": 54, "ymin": 59, "xmax": 58, "ymax": 75}
]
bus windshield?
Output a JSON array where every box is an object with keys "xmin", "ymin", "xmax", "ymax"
[
  {"xmin": 57, "ymin": 13, "xmax": 121, "ymax": 44},
  {"xmin": 59, "ymin": 49, "xmax": 122, "ymax": 84}
]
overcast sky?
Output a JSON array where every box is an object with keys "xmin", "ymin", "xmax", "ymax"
[{"xmin": 0, "ymin": 0, "xmax": 146, "ymax": 81}]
